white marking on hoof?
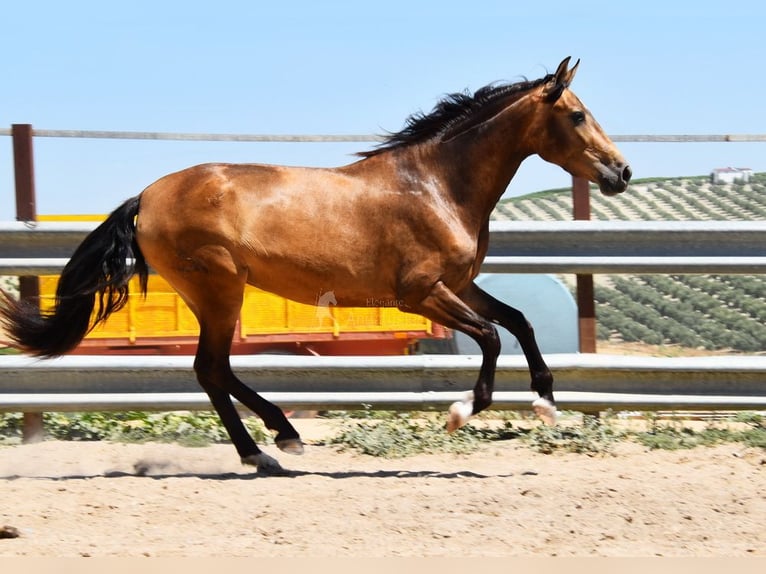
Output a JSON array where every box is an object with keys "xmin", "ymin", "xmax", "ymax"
[
  {"xmin": 532, "ymin": 397, "xmax": 558, "ymax": 425},
  {"xmin": 241, "ymin": 452, "xmax": 289, "ymax": 476},
  {"xmin": 447, "ymin": 392, "xmax": 474, "ymax": 433},
  {"xmin": 276, "ymin": 437, "xmax": 305, "ymax": 455}
]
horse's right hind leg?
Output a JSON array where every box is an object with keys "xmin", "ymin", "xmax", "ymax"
[
  {"xmin": 194, "ymin": 318, "xmax": 304, "ymax": 474},
  {"xmin": 197, "ymin": 375, "xmax": 286, "ymax": 475},
  {"xmin": 169, "ymin": 262, "xmax": 303, "ymax": 473}
]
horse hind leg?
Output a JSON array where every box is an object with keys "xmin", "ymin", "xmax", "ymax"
[
  {"xmin": 194, "ymin": 312, "xmax": 305, "ymax": 473},
  {"xmin": 165, "ymin": 260, "xmax": 303, "ymax": 473},
  {"xmin": 198, "ymin": 376, "xmax": 287, "ymax": 475}
]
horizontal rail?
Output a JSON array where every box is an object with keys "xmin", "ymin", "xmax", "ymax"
[
  {"xmin": 4, "ymin": 256, "xmax": 766, "ymax": 276},
  {"xmin": 0, "ymin": 128, "xmax": 382, "ymax": 142},
  {"xmin": 0, "ymin": 221, "xmax": 98, "ymax": 258},
  {"xmin": 3, "ymin": 220, "xmax": 766, "ymax": 263},
  {"xmin": 2, "ymin": 128, "xmax": 766, "ymax": 143},
  {"xmin": 610, "ymin": 134, "xmax": 766, "ymax": 143},
  {"xmin": 485, "ymin": 221, "xmax": 766, "ymax": 258},
  {"xmin": 1, "ymin": 354, "xmax": 765, "ymax": 415},
  {"xmin": 480, "ymin": 256, "xmax": 766, "ymax": 274},
  {"xmin": 1, "ymin": 392, "xmax": 762, "ymax": 414},
  {"xmin": 0, "ymin": 258, "xmax": 70, "ymax": 275}
]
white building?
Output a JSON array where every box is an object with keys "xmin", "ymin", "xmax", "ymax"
[{"xmin": 710, "ymin": 167, "xmax": 753, "ymax": 184}]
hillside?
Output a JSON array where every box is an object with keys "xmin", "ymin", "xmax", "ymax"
[
  {"xmin": 494, "ymin": 173, "xmax": 766, "ymax": 222},
  {"xmin": 492, "ymin": 173, "xmax": 766, "ymax": 353}
]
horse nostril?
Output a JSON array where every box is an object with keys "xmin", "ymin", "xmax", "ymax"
[{"xmin": 622, "ymin": 165, "xmax": 632, "ymax": 183}]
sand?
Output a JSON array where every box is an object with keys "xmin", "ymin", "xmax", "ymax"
[{"xmin": 0, "ymin": 418, "xmax": 763, "ymax": 557}]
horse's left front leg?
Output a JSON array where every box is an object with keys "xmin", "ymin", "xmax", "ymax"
[{"xmin": 458, "ymin": 282, "xmax": 557, "ymax": 425}]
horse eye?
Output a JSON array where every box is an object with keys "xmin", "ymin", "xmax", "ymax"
[{"xmin": 571, "ymin": 111, "xmax": 586, "ymax": 126}]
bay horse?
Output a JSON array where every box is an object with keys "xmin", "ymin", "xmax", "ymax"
[{"xmin": 1, "ymin": 57, "xmax": 630, "ymax": 474}]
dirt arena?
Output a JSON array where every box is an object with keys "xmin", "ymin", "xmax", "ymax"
[{"xmin": 0, "ymin": 418, "xmax": 763, "ymax": 558}]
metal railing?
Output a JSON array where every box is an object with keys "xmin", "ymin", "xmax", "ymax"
[
  {"xmin": 1, "ymin": 354, "xmax": 765, "ymax": 415},
  {"xmin": 3, "ymin": 220, "xmax": 766, "ymax": 274},
  {"xmin": 2, "ymin": 127, "xmax": 766, "ymax": 143},
  {"xmin": 2, "ymin": 220, "xmax": 766, "ymax": 421},
  {"xmin": 2, "ymin": 127, "xmax": 766, "ymax": 437}
]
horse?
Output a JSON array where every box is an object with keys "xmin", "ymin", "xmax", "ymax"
[{"xmin": 0, "ymin": 57, "xmax": 630, "ymax": 474}]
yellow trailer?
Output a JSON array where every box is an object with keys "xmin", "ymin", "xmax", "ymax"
[{"xmin": 37, "ymin": 215, "xmax": 448, "ymax": 356}]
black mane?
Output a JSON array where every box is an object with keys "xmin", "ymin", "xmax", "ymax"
[{"xmin": 358, "ymin": 74, "xmax": 553, "ymax": 157}]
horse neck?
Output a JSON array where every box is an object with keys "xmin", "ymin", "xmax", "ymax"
[{"xmin": 426, "ymin": 95, "xmax": 538, "ymax": 229}]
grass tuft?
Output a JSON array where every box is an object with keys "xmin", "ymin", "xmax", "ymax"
[
  {"xmin": 0, "ymin": 411, "xmax": 268, "ymax": 446},
  {"xmin": 522, "ymin": 413, "xmax": 623, "ymax": 455},
  {"xmin": 325, "ymin": 411, "xmax": 520, "ymax": 458}
]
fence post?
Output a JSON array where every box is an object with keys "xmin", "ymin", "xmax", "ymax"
[
  {"xmin": 572, "ymin": 176, "xmax": 597, "ymax": 353},
  {"xmin": 11, "ymin": 124, "xmax": 44, "ymax": 443}
]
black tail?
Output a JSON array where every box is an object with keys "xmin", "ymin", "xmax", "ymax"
[{"xmin": 0, "ymin": 196, "xmax": 149, "ymax": 357}]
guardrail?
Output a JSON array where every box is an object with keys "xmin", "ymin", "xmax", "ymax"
[
  {"xmin": 3, "ymin": 127, "xmax": 766, "ymax": 442},
  {"xmin": 1, "ymin": 354, "xmax": 765, "ymax": 415},
  {"xmin": 3, "ymin": 220, "xmax": 766, "ymax": 274},
  {"xmin": 2, "ymin": 219, "xmax": 766, "ymax": 428}
]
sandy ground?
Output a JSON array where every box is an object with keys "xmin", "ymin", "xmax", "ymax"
[{"xmin": 0, "ymin": 418, "xmax": 764, "ymax": 558}]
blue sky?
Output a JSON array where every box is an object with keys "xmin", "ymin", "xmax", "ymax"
[{"xmin": 1, "ymin": 0, "xmax": 763, "ymax": 219}]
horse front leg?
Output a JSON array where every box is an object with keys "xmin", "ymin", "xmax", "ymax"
[
  {"xmin": 458, "ymin": 282, "xmax": 557, "ymax": 425},
  {"xmin": 407, "ymin": 280, "xmax": 501, "ymax": 432}
]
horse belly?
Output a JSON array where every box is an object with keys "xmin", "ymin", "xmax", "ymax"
[{"xmin": 244, "ymin": 253, "xmax": 396, "ymax": 309}]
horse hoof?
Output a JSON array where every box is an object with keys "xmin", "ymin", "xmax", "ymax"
[
  {"xmin": 532, "ymin": 397, "xmax": 558, "ymax": 425},
  {"xmin": 276, "ymin": 437, "xmax": 305, "ymax": 455},
  {"xmin": 241, "ymin": 452, "xmax": 289, "ymax": 476},
  {"xmin": 447, "ymin": 396, "xmax": 474, "ymax": 433}
]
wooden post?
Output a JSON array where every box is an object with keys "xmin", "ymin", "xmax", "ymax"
[
  {"xmin": 572, "ymin": 176, "xmax": 597, "ymax": 353},
  {"xmin": 12, "ymin": 124, "xmax": 44, "ymax": 443}
]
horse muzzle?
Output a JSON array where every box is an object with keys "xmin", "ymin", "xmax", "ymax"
[{"xmin": 597, "ymin": 162, "xmax": 632, "ymax": 196}]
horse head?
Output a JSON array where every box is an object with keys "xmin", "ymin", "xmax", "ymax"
[{"xmin": 532, "ymin": 57, "xmax": 632, "ymax": 196}]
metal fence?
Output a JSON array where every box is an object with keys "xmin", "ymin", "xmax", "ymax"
[
  {"xmin": 1, "ymin": 353, "xmax": 765, "ymax": 415},
  {"xmin": 1, "ymin": 128, "xmax": 766, "ymax": 438},
  {"xmin": 2, "ymin": 221, "xmax": 766, "ymax": 422}
]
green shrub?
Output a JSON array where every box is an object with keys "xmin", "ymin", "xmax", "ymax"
[
  {"xmin": 632, "ymin": 413, "xmax": 755, "ymax": 450},
  {"xmin": 633, "ymin": 425, "xmax": 727, "ymax": 450},
  {"xmin": 740, "ymin": 427, "xmax": 766, "ymax": 449},
  {"xmin": 522, "ymin": 414, "xmax": 623, "ymax": 455},
  {"xmin": 734, "ymin": 412, "xmax": 766, "ymax": 448},
  {"xmin": 326, "ymin": 412, "xmax": 520, "ymax": 458},
  {"xmin": 0, "ymin": 413, "xmax": 23, "ymax": 437},
  {"xmin": 3, "ymin": 409, "xmax": 765, "ymax": 456},
  {"xmin": 0, "ymin": 411, "xmax": 268, "ymax": 446}
]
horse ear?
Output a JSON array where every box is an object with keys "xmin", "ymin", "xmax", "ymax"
[
  {"xmin": 543, "ymin": 57, "xmax": 580, "ymax": 102},
  {"xmin": 554, "ymin": 57, "xmax": 572, "ymax": 81},
  {"xmin": 563, "ymin": 58, "xmax": 580, "ymax": 86}
]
